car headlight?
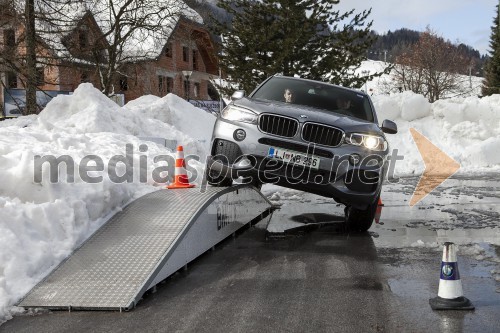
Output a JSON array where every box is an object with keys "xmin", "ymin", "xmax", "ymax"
[
  {"xmin": 345, "ymin": 133, "xmax": 388, "ymax": 151},
  {"xmin": 221, "ymin": 105, "xmax": 258, "ymax": 124}
]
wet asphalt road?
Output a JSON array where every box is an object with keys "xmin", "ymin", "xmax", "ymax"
[{"xmin": 1, "ymin": 176, "xmax": 499, "ymax": 332}]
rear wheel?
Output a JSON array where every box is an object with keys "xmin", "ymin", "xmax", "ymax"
[{"xmin": 344, "ymin": 196, "xmax": 379, "ymax": 232}]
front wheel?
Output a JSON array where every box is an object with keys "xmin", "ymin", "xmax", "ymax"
[
  {"xmin": 205, "ymin": 166, "xmax": 233, "ymax": 187},
  {"xmin": 206, "ymin": 170, "xmax": 233, "ymax": 187},
  {"xmin": 344, "ymin": 197, "xmax": 378, "ymax": 232}
]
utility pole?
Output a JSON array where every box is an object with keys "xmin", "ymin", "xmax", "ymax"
[{"xmin": 25, "ymin": 0, "xmax": 37, "ymax": 114}]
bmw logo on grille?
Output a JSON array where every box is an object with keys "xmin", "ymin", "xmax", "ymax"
[{"xmin": 300, "ymin": 115, "xmax": 308, "ymax": 118}]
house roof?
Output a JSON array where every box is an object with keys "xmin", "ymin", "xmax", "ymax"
[{"xmin": 16, "ymin": 0, "xmax": 204, "ymax": 61}]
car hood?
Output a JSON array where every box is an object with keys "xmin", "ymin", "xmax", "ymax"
[{"xmin": 235, "ymin": 98, "xmax": 382, "ymax": 135}]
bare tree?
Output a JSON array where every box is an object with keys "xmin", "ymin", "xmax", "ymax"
[
  {"xmin": 1, "ymin": 0, "xmax": 88, "ymax": 114},
  {"xmin": 1, "ymin": 0, "xmax": 197, "ymax": 113},
  {"xmin": 23, "ymin": 0, "xmax": 37, "ymax": 114},
  {"xmin": 391, "ymin": 28, "xmax": 473, "ymax": 102},
  {"xmin": 77, "ymin": 0, "xmax": 197, "ymax": 95}
]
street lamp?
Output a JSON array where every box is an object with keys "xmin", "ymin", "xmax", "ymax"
[{"xmin": 182, "ymin": 70, "xmax": 193, "ymax": 101}]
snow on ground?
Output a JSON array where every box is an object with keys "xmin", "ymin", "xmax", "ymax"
[
  {"xmin": 0, "ymin": 84, "xmax": 215, "ymax": 324},
  {"xmin": 0, "ymin": 71, "xmax": 499, "ymax": 324},
  {"xmin": 373, "ymin": 92, "xmax": 500, "ymax": 175}
]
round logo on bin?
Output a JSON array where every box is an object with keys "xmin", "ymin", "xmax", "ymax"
[{"xmin": 442, "ymin": 264, "xmax": 453, "ymax": 277}]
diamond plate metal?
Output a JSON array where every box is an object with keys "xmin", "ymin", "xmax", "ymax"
[{"xmin": 19, "ymin": 185, "xmax": 269, "ymax": 310}]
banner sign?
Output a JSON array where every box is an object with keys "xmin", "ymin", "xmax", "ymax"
[{"xmin": 189, "ymin": 100, "xmax": 225, "ymax": 114}]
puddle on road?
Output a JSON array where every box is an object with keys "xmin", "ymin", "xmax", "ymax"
[{"xmin": 261, "ymin": 176, "xmax": 500, "ymax": 290}]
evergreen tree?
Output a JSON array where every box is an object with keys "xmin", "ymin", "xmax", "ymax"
[
  {"xmin": 213, "ymin": 0, "xmax": 381, "ymax": 93},
  {"xmin": 482, "ymin": 3, "xmax": 500, "ymax": 96}
]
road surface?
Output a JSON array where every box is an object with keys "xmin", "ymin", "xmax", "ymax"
[{"xmin": 2, "ymin": 176, "xmax": 499, "ymax": 332}]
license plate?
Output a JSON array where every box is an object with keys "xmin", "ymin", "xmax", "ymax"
[{"xmin": 267, "ymin": 147, "xmax": 320, "ymax": 169}]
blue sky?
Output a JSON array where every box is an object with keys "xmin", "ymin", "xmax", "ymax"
[{"xmin": 334, "ymin": 0, "xmax": 498, "ymax": 56}]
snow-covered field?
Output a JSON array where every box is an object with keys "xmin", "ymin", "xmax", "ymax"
[{"xmin": 0, "ymin": 74, "xmax": 499, "ymax": 324}]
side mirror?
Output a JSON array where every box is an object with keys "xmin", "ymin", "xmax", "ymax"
[
  {"xmin": 381, "ymin": 119, "xmax": 397, "ymax": 134},
  {"xmin": 231, "ymin": 90, "xmax": 246, "ymax": 101}
]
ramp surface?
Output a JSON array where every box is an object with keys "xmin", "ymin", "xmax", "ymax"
[{"xmin": 19, "ymin": 185, "xmax": 271, "ymax": 311}]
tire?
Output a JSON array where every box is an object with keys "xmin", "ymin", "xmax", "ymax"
[
  {"xmin": 344, "ymin": 196, "xmax": 378, "ymax": 232},
  {"xmin": 205, "ymin": 168, "xmax": 233, "ymax": 187},
  {"xmin": 206, "ymin": 140, "xmax": 243, "ymax": 187},
  {"xmin": 205, "ymin": 151, "xmax": 234, "ymax": 188}
]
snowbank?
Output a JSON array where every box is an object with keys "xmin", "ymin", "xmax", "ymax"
[
  {"xmin": 373, "ymin": 92, "xmax": 500, "ymax": 175},
  {"xmin": 0, "ymin": 84, "xmax": 215, "ymax": 324},
  {"xmin": 124, "ymin": 93, "xmax": 215, "ymax": 152}
]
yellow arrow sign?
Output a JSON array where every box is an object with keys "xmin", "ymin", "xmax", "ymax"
[{"xmin": 409, "ymin": 128, "xmax": 460, "ymax": 207}]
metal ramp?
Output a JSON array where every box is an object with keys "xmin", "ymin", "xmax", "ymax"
[{"xmin": 19, "ymin": 185, "xmax": 272, "ymax": 311}]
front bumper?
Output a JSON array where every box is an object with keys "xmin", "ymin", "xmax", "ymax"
[{"xmin": 209, "ymin": 119, "xmax": 388, "ymax": 209}]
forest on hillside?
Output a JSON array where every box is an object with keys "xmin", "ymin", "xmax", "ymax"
[
  {"xmin": 366, "ymin": 28, "xmax": 485, "ymax": 76},
  {"xmin": 186, "ymin": 0, "xmax": 486, "ymax": 77}
]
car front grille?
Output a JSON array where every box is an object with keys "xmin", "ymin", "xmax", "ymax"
[
  {"xmin": 259, "ymin": 114, "xmax": 298, "ymax": 138},
  {"xmin": 302, "ymin": 123, "xmax": 344, "ymax": 147}
]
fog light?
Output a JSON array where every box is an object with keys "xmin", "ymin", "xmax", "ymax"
[
  {"xmin": 234, "ymin": 129, "xmax": 246, "ymax": 141},
  {"xmin": 349, "ymin": 153, "xmax": 361, "ymax": 165}
]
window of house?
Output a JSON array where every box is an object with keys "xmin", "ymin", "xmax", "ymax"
[
  {"xmin": 119, "ymin": 76, "xmax": 128, "ymax": 91},
  {"xmin": 7, "ymin": 71, "xmax": 17, "ymax": 88},
  {"xmin": 78, "ymin": 29, "xmax": 87, "ymax": 49},
  {"xmin": 166, "ymin": 77, "xmax": 173, "ymax": 93},
  {"xmin": 36, "ymin": 67, "xmax": 45, "ymax": 86},
  {"xmin": 165, "ymin": 42, "xmax": 172, "ymax": 57},
  {"xmin": 192, "ymin": 50, "xmax": 198, "ymax": 70},
  {"xmin": 182, "ymin": 46, "xmax": 189, "ymax": 62},
  {"xmin": 207, "ymin": 82, "xmax": 219, "ymax": 101},
  {"xmin": 80, "ymin": 72, "xmax": 89, "ymax": 83},
  {"xmin": 4, "ymin": 29, "xmax": 15, "ymax": 48}
]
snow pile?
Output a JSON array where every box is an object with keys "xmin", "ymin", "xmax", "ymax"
[
  {"xmin": 372, "ymin": 92, "xmax": 500, "ymax": 175},
  {"xmin": 124, "ymin": 93, "xmax": 215, "ymax": 151},
  {"xmin": 410, "ymin": 239, "xmax": 439, "ymax": 248},
  {"xmin": 0, "ymin": 84, "xmax": 215, "ymax": 324}
]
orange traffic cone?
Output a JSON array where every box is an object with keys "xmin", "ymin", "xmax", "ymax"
[
  {"xmin": 374, "ymin": 198, "xmax": 383, "ymax": 224},
  {"xmin": 167, "ymin": 146, "xmax": 196, "ymax": 189}
]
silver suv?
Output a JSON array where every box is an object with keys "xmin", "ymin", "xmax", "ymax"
[{"xmin": 205, "ymin": 75, "xmax": 397, "ymax": 231}]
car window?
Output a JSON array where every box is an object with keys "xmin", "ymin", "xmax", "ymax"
[{"xmin": 251, "ymin": 77, "xmax": 374, "ymax": 122}]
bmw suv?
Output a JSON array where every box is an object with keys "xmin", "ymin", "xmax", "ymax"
[{"xmin": 205, "ymin": 75, "xmax": 397, "ymax": 231}]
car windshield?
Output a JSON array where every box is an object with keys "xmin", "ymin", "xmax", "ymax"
[{"xmin": 250, "ymin": 76, "xmax": 375, "ymax": 122}]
